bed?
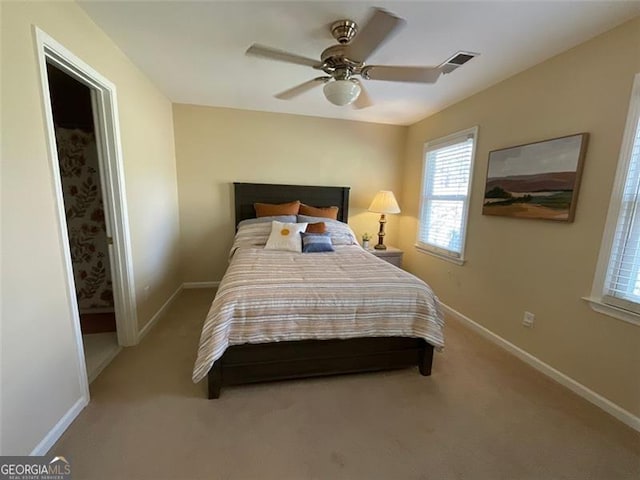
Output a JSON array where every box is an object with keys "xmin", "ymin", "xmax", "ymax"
[{"xmin": 193, "ymin": 182, "xmax": 444, "ymax": 398}]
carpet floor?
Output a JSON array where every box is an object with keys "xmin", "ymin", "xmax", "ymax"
[{"xmin": 51, "ymin": 288, "xmax": 640, "ymax": 480}]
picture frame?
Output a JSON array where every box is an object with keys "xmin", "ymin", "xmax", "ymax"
[{"xmin": 482, "ymin": 133, "xmax": 589, "ymax": 222}]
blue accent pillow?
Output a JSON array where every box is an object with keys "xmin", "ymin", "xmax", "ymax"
[{"xmin": 301, "ymin": 232, "xmax": 334, "ymax": 253}]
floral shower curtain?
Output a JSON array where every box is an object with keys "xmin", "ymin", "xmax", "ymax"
[{"xmin": 56, "ymin": 127, "xmax": 114, "ymax": 313}]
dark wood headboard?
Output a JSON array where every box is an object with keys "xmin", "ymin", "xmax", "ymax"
[{"xmin": 234, "ymin": 182, "xmax": 350, "ymax": 225}]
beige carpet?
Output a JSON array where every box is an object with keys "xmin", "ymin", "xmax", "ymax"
[{"xmin": 52, "ymin": 289, "xmax": 640, "ymax": 480}]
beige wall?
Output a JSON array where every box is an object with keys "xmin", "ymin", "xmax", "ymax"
[
  {"xmin": 2, "ymin": 1, "xmax": 636, "ymax": 457},
  {"xmin": 1, "ymin": 1, "xmax": 181, "ymax": 454},
  {"xmin": 399, "ymin": 18, "xmax": 640, "ymax": 416},
  {"xmin": 173, "ymin": 104, "xmax": 406, "ymax": 282}
]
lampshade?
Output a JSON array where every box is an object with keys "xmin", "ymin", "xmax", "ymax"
[
  {"xmin": 323, "ymin": 79, "xmax": 361, "ymax": 106},
  {"xmin": 369, "ymin": 190, "xmax": 401, "ymax": 214}
]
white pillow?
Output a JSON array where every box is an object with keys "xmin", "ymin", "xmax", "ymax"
[{"xmin": 264, "ymin": 221, "xmax": 308, "ymax": 252}]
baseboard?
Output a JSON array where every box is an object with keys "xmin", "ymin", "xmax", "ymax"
[
  {"xmin": 138, "ymin": 282, "xmax": 218, "ymax": 341},
  {"xmin": 30, "ymin": 396, "xmax": 88, "ymax": 456},
  {"xmin": 29, "ymin": 285, "xmax": 183, "ymax": 456},
  {"xmin": 137, "ymin": 285, "xmax": 183, "ymax": 342},
  {"xmin": 79, "ymin": 307, "xmax": 114, "ymax": 314},
  {"xmin": 87, "ymin": 345, "xmax": 122, "ymax": 384},
  {"xmin": 440, "ymin": 302, "xmax": 640, "ymax": 433},
  {"xmin": 183, "ymin": 281, "xmax": 220, "ymax": 289}
]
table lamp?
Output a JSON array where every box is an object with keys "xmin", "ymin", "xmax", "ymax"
[{"xmin": 368, "ymin": 190, "xmax": 401, "ymax": 250}]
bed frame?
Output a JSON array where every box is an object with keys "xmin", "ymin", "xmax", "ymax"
[{"xmin": 207, "ymin": 182, "xmax": 434, "ymax": 399}]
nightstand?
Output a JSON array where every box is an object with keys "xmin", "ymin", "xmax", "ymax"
[{"xmin": 367, "ymin": 246, "xmax": 403, "ymax": 268}]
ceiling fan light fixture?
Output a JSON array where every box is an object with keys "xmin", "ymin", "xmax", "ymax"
[
  {"xmin": 247, "ymin": 8, "xmax": 478, "ymax": 107},
  {"xmin": 323, "ymin": 79, "xmax": 361, "ymax": 106}
]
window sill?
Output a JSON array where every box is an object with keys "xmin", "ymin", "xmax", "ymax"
[
  {"xmin": 582, "ymin": 296, "xmax": 640, "ymax": 327},
  {"xmin": 414, "ymin": 244, "xmax": 465, "ymax": 266}
]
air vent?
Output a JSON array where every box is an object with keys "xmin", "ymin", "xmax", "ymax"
[
  {"xmin": 441, "ymin": 51, "xmax": 479, "ymax": 74},
  {"xmin": 449, "ymin": 52, "xmax": 476, "ymax": 65}
]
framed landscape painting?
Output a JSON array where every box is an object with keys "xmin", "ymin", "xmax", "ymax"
[{"xmin": 482, "ymin": 133, "xmax": 589, "ymax": 222}]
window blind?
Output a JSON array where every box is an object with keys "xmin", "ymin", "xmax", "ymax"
[
  {"xmin": 417, "ymin": 129, "xmax": 476, "ymax": 260},
  {"xmin": 604, "ymin": 114, "xmax": 640, "ymax": 312}
]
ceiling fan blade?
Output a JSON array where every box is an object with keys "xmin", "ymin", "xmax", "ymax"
[
  {"xmin": 352, "ymin": 79, "xmax": 373, "ymax": 109},
  {"xmin": 246, "ymin": 44, "xmax": 322, "ymax": 68},
  {"xmin": 344, "ymin": 8, "xmax": 405, "ymax": 63},
  {"xmin": 275, "ymin": 77, "xmax": 330, "ymax": 100},
  {"xmin": 363, "ymin": 65, "xmax": 442, "ymax": 84}
]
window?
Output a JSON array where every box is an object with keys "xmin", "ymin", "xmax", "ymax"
[
  {"xmin": 416, "ymin": 126, "xmax": 478, "ymax": 264},
  {"xmin": 588, "ymin": 73, "xmax": 640, "ymax": 326}
]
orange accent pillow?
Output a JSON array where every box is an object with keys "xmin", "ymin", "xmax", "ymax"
[
  {"xmin": 305, "ymin": 222, "xmax": 326, "ymax": 234},
  {"xmin": 254, "ymin": 200, "xmax": 300, "ymax": 217},
  {"xmin": 299, "ymin": 204, "xmax": 339, "ymax": 220}
]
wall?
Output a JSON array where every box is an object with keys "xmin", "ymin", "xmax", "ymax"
[
  {"xmin": 399, "ymin": 18, "xmax": 640, "ymax": 417},
  {"xmin": 1, "ymin": 1, "xmax": 181, "ymax": 455},
  {"xmin": 173, "ymin": 104, "xmax": 406, "ymax": 282}
]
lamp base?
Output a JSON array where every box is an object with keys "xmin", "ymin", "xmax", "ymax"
[{"xmin": 375, "ymin": 214, "xmax": 387, "ymax": 250}]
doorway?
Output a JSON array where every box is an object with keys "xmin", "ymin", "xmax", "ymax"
[
  {"xmin": 46, "ymin": 63, "xmax": 120, "ymax": 382},
  {"xmin": 36, "ymin": 28, "xmax": 138, "ymax": 397}
]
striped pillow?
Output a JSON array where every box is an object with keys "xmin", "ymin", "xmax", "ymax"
[{"xmin": 301, "ymin": 232, "xmax": 334, "ymax": 253}]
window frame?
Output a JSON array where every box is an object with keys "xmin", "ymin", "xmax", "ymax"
[
  {"xmin": 585, "ymin": 73, "xmax": 640, "ymax": 327},
  {"xmin": 415, "ymin": 126, "xmax": 478, "ymax": 265}
]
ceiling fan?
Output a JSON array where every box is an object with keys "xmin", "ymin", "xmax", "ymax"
[{"xmin": 246, "ymin": 7, "xmax": 478, "ymax": 109}]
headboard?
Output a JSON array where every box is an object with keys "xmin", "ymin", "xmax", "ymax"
[{"xmin": 234, "ymin": 182, "xmax": 350, "ymax": 226}]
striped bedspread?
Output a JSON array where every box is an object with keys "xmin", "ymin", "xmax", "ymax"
[{"xmin": 192, "ymin": 221, "xmax": 445, "ymax": 383}]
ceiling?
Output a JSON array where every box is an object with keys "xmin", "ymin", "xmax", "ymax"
[{"xmin": 78, "ymin": 1, "xmax": 640, "ymax": 126}]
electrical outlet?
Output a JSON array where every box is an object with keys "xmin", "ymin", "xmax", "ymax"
[{"xmin": 523, "ymin": 311, "xmax": 535, "ymax": 328}]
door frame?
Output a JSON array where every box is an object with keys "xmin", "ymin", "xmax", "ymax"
[{"xmin": 34, "ymin": 28, "xmax": 138, "ymax": 377}]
